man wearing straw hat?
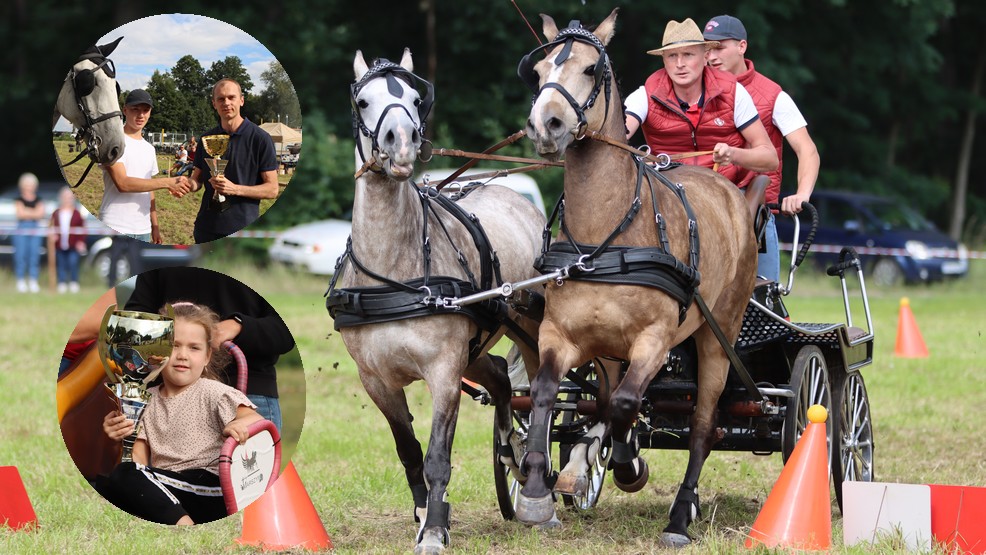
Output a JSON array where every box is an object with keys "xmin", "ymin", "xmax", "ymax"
[
  {"xmin": 704, "ymin": 14, "xmax": 820, "ymax": 281},
  {"xmin": 624, "ymin": 18, "xmax": 777, "ymax": 185}
]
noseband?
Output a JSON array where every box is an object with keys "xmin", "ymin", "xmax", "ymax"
[
  {"xmin": 62, "ymin": 47, "xmax": 124, "ymax": 187},
  {"xmin": 350, "ymin": 60, "xmax": 435, "ymax": 173},
  {"xmin": 517, "ymin": 21, "xmax": 613, "ymax": 139}
]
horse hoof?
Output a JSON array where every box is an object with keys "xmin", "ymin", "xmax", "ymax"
[
  {"xmin": 613, "ymin": 457, "xmax": 649, "ymax": 493},
  {"xmin": 554, "ymin": 471, "xmax": 587, "ymax": 497},
  {"xmin": 414, "ymin": 529, "xmax": 447, "ymax": 555},
  {"xmin": 515, "ymin": 493, "xmax": 556, "ymax": 526},
  {"xmin": 660, "ymin": 531, "xmax": 692, "ymax": 548},
  {"xmin": 534, "ymin": 513, "xmax": 562, "ymax": 530}
]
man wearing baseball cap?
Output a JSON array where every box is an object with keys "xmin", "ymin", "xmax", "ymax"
[
  {"xmin": 98, "ymin": 89, "xmax": 190, "ymax": 283},
  {"xmin": 704, "ymin": 14, "xmax": 820, "ymax": 281},
  {"xmin": 623, "ymin": 18, "xmax": 777, "ymax": 185}
]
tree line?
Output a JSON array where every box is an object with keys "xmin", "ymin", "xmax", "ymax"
[{"xmin": 6, "ymin": 0, "xmax": 985, "ymax": 244}]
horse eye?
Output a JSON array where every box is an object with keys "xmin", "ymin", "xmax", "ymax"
[
  {"xmin": 357, "ymin": 99, "xmax": 369, "ymax": 109},
  {"xmin": 583, "ymin": 65, "xmax": 595, "ymax": 76},
  {"xmin": 413, "ymin": 98, "xmax": 422, "ymax": 107}
]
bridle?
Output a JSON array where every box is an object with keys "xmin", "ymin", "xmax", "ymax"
[
  {"xmin": 517, "ymin": 21, "xmax": 613, "ymax": 140},
  {"xmin": 350, "ymin": 59, "xmax": 435, "ymax": 175},
  {"xmin": 61, "ymin": 46, "xmax": 124, "ymax": 188}
]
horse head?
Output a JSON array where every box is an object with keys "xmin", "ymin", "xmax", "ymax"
[
  {"xmin": 519, "ymin": 9, "xmax": 619, "ymax": 160},
  {"xmin": 55, "ymin": 37, "xmax": 126, "ymax": 166},
  {"xmin": 351, "ymin": 49, "xmax": 433, "ymax": 181}
]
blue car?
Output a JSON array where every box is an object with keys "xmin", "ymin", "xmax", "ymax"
[{"xmin": 775, "ymin": 191, "xmax": 968, "ymax": 286}]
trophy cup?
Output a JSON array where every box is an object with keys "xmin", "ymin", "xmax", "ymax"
[
  {"xmin": 201, "ymin": 134, "xmax": 232, "ymax": 212},
  {"xmin": 98, "ymin": 305, "xmax": 175, "ymax": 463}
]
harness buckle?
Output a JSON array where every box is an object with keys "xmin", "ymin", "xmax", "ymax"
[
  {"xmin": 655, "ymin": 153, "xmax": 672, "ymax": 169},
  {"xmin": 574, "ymin": 254, "xmax": 595, "ymax": 274}
]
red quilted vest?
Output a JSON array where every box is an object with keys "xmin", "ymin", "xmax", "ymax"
[
  {"xmin": 734, "ymin": 60, "xmax": 784, "ymax": 203},
  {"xmin": 641, "ymin": 66, "xmax": 746, "ymax": 183}
]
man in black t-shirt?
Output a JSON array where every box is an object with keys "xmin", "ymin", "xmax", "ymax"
[{"xmin": 187, "ymin": 79, "xmax": 279, "ymax": 243}]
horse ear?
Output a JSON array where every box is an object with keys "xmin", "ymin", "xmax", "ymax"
[
  {"xmin": 354, "ymin": 50, "xmax": 369, "ymax": 80},
  {"xmin": 97, "ymin": 36, "xmax": 123, "ymax": 57},
  {"xmin": 541, "ymin": 14, "xmax": 559, "ymax": 42},
  {"xmin": 399, "ymin": 48, "xmax": 413, "ymax": 72},
  {"xmin": 593, "ymin": 8, "xmax": 619, "ymax": 46}
]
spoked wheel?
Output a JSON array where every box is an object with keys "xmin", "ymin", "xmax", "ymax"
[
  {"xmin": 782, "ymin": 345, "xmax": 833, "ymax": 463},
  {"xmin": 558, "ymin": 362, "xmax": 610, "ymax": 510},
  {"xmin": 831, "ymin": 370, "xmax": 874, "ymax": 512},
  {"xmin": 493, "ymin": 392, "xmax": 529, "ymax": 520}
]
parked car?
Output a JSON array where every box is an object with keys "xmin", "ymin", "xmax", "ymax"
[
  {"xmin": 775, "ymin": 190, "xmax": 968, "ymax": 286},
  {"xmin": 0, "ymin": 181, "xmax": 202, "ymax": 282},
  {"xmin": 268, "ymin": 168, "xmax": 547, "ymax": 275}
]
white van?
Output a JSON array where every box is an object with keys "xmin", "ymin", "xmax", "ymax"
[{"xmin": 418, "ymin": 167, "xmax": 547, "ymax": 216}]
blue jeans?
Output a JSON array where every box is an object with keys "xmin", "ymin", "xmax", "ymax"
[
  {"xmin": 757, "ymin": 213, "xmax": 780, "ymax": 282},
  {"xmin": 247, "ymin": 394, "xmax": 282, "ymax": 432},
  {"xmin": 13, "ymin": 221, "xmax": 41, "ymax": 280},
  {"xmin": 56, "ymin": 248, "xmax": 81, "ymax": 283}
]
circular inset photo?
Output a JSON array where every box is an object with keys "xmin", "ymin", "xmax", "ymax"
[
  {"xmin": 52, "ymin": 13, "xmax": 302, "ymax": 245},
  {"xmin": 56, "ymin": 267, "xmax": 305, "ymax": 525}
]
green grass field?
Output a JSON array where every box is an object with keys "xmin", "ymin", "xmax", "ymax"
[
  {"xmin": 1, "ymin": 259, "xmax": 984, "ymax": 554},
  {"xmin": 53, "ymin": 141, "xmax": 291, "ymax": 245}
]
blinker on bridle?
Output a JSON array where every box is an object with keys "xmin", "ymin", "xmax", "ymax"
[
  {"xmin": 350, "ymin": 59, "xmax": 435, "ymax": 173},
  {"xmin": 517, "ymin": 20, "xmax": 613, "ymax": 139},
  {"xmin": 62, "ymin": 45, "xmax": 125, "ymax": 187}
]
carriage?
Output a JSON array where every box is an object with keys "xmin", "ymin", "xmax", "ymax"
[{"xmin": 478, "ymin": 203, "xmax": 876, "ymax": 519}]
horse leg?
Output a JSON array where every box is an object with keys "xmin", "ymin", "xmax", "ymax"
[
  {"xmin": 463, "ymin": 354, "xmax": 523, "ymax": 481},
  {"xmin": 515, "ymin": 338, "xmax": 580, "ymax": 526},
  {"xmin": 662, "ymin": 325, "xmax": 729, "ymax": 547},
  {"xmin": 415, "ymin": 368, "xmax": 465, "ymax": 555},
  {"xmin": 607, "ymin": 342, "xmax": 670, "ymax": 493},
  {"xmin": 555, "ymin": 358, "xmax": 617, "ymax": 496},
  {"xmin": 358, "ymin": 370, "xmax": 428, "ymax": 522}
]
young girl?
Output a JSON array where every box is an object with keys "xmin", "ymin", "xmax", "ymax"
[
  {"xmin": 99, "ymin": 301, "xmax": 263, "ymax": 525},
  {"xmin": 49, "ymin": 186, "xmax": 86, "ymax": 294}
]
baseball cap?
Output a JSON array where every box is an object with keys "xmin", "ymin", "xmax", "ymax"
[
  {"xmin": 703, "ymin": 15, "xmax": 748, "ymax": 41},
  {"xmin": 124, "ymin": 89, "xmax": 153, "ymax": 107}
]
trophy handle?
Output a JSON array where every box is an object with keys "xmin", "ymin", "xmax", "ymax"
[{"xmin": 97, "ymin": 304, "xmax": 121, "ymax": 384}]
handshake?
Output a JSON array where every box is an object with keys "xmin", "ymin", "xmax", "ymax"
[{"xmin": 168, "ymin": 176, "xmax": 193, "ymax": 198}]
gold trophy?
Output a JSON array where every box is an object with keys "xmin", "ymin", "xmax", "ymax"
[
  {"xmin": 201, "ymin": 134, "xmax": 231, "ymax": 212},
  {"xmin": 98, "ymin": 305, "xmax": 175, "ymax": 463}
]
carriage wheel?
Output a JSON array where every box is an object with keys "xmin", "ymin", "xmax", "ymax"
[
  {"xmin": 493, "ymin": 394, "xmax": 529, "ymax": 520},
  {"xmin": 782, "ymin": 346, "xmax": 833, "ymax": 463},
  {"xmin": 559, "ymin": 362, "xmax": 610, "ymax": 510},
  {"xmin": 831, "ymin": 370, "xmax": 874, "ymax": 512}
]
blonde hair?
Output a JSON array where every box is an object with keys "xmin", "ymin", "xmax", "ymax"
[{"xmin": 160, "ymin": 301, "xmax": 230, "ymax": 380}]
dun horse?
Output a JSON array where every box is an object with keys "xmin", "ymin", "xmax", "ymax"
[
  {"xmin": 55, "ymin": 37, "xmax": 127, "ymax": 182},
  {"xmin": 514, "ymin": 11, "xmax": 758, "ymax": 546},
  {"xmin": 327, "ymin": 50, "xmax": 545, "ymax": 554}
]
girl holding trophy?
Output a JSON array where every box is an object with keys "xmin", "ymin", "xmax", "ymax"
[{"xmin": 98, "ymin": 302, "xmax": 263, "ymax": 525}]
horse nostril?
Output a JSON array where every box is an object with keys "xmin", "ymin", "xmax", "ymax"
[
  {"xmin": 547, "ymin": 117, "xmax": 563, "ymax": 132},
  {"xmin": 526, "ymin": 118, "xmax": 535, "ymax": 130},
  {"xmin": 412, "ymin": 130, "xmax": 420, "ymax": 144},
  {"xmin": 109, "ymin": 146, "xmax": 120, "ymax": 160},
  {"xmin": 384, "ymin": 130, "xmax": 395, "ymax": 145}
]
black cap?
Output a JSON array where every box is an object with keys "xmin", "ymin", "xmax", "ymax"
[
  {"xmin": 124, "ymin": 89, "xmax": 153, "ymax": 107},
  {"xmin": 703, "ymin": 15, "xmax": 747, "ymax": 41}
]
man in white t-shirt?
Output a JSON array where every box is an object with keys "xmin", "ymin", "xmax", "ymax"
[
  {"xmin": 704, "ymin": 15, "xmax": 820, "ymax": 281},
  {"xmin": 623, "ymin": 18, "xmax": 777, "ymax": 186},
  {"xmin": 99, "ymin": 89, "xmax": 190, "ymax": 244}
]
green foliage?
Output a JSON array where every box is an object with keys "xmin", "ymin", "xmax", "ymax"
[
  {"xmin": 205, "ymin": 55, "xmax": 254, "ymax": 95},
  {"xmin": 254, "ymin": 61, "xmax": 302, "ymax": 127},
  {"xmin": 143, "ymin": 71, "xmax": 185, "ymax": 133}
]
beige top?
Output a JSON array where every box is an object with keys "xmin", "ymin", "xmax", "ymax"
[{"xmin": 137, "ymin": 378, "xmax": 255, "ymax": 475}]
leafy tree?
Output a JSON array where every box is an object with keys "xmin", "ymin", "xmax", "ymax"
[
  {"xmin": 256, "ymin": 61, "xmax": 302, "ymax": 127},
  {"xmin": 143, "ymin": 71, "xmax": 185, "ymax": 134},
  {"xmin": 171, "ymin": 55, "xmax": 209, "ymax": 97},
  {"xmin": 205, "ymin": 55, "xmax": 253, "ymax": 95}
]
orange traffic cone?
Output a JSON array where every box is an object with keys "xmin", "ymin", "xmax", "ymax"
[
  {"xmin": 236, "ymin": 462, "xmax": 333, "ymax": 551},
  {"xmin": 746, "ymin": 405, "xmax": 831, "ymax": 550},
  {"xmin": 0, "ymin": 466, "xmax": 37, "ymax": 531},
  {"xmin": 895, "ymin": 297, "xmax": 929, "ymax": 358}
]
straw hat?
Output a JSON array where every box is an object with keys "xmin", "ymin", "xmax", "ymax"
[{"xmin": 647, "ymin": 18, "xmax": 720, "ymax": 55}]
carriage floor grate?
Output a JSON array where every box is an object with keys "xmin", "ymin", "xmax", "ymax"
[
  {"xmin": 787, "ymin": 322, "xmax": 844, "ymax": 346},
  {"xmin": 736, "ymin": 304, "xmax": 793, "ymax": 350}
]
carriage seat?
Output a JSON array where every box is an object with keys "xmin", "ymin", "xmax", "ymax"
[{"xmin": 743, "ymin": 175, "xmax": 770, "ymax": 254}]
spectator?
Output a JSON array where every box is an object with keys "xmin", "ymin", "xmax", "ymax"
[
  {"xmin": 97, "ymin": 301, "xmax": 263, "ymax": 525},
  {"xmin": 177, "ymin": 137, "xmax": 197, "ymax": 177},
  {"xmin": 13, "ymin": 172, "xmax": 45, "ymax": 293},
  {"xmin": 623, "ymin": 18, "xmax": 777, "ymax": 183},
  {"xmin": 168, "ymin": 144, "xmax": 188, "ymax": 177},
  {"xmin": 50, "ymin": 186, "xmax": 87, "ymax": 294},
  {"xmin": 124, "ymin": 267, "xmax": 294, "ymax": 431},
  {"xmin": 704, "ymin": 14, "xmax": 820, "ymax": 281}
]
